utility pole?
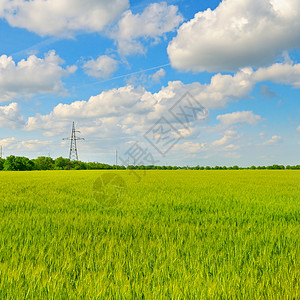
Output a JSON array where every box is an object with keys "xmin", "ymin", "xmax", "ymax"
[
  {"xmin": 116, "ymin": 150, "xmax": 118, "ymax": 170},
  {"xmin": 63, "ymin": 122, "xmax": 85, "ymax": 162}
]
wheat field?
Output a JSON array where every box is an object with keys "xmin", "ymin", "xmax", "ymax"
[{"xmin": 0, "ymin": 170, "xmax": 299, "ymax": 299}]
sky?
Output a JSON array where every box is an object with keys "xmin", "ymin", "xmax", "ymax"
[{"xmin": 0, "ymin": 0, "xmax": 299, "ymax": 167}]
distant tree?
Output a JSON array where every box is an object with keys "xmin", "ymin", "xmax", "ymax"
[
  {"xmin": 3, "ymin": 156, "xmax": 33, "ymax": 171},
  {"xmin": 79, "ymin": 161, "xmax": 87, "ymax": 170},
  {"xmin": 3, "ymin": 156, "xmax": 16, "ymax": 171},
  {"xmin": 86, "ymin": 162, "xmax": 97, "ymax": 170},
  {"xmin": 0, "ymin": 158, "xmax": 4, "ymax": 170},
  {"xmin": 54, "ymin": 157, "xmax": 69, "ymax": 170},
  {"xmin": 33, "ymin": 156, "xmax": 54, "ymax": 170},
  {"xmin": 268, "ymin": 164, "xmax": 285, "ymax": 170},
  {"xmin": 1, "ymin": 154, "xmax": 299, "ymax": 171},
  {"xmin": 70, "ymin": 160, "xmax": 80, "ymax": 170},
  {"xmin": 145, "ymin": 165, "xmax": 155, "ymax": 170}
]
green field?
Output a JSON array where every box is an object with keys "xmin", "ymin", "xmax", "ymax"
[{"xmin": 0, "ymin": 170, "xmax": 299, "ymax": 299}]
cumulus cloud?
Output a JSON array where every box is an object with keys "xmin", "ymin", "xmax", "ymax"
[
  {"xmin": 204, "ymin": 130, "xmax": 243, "ymax": 159},
  {"xmin": 0, "ymin": 0, "xmax": 129, "ymax": 37},
  {"xmin": 253, "ymin": 62, "xmax": 300, "ymax": 88},
  {"xmin": 110, "ymin": 2, "xmax": 183, "ymax": 55},
  {"xmin": 24, "ymin": 85, "xmax": 156, "ymax": 136},
  {"xmin": 0, "ymin": 102, "xmax": 24, "ymax": 128},
  {"xmin": 0, "ymin": 51, "xmax": 76, "ymax": 102},
  {"xmin": 0, "ymin": 137, "xmax": 52, "ymax": 152},
  {"xmin": 17, "ymin": 140, "xmax": 52, "ymax": 151},
  {"xmin": 0, "ymin": 137, "xmax": 17, "ymax": 148},
  {"xmin": 23, "ymin": 60, "xmax": 300, "ymax": 139},
  {"xmin": 216, "ymin": 111, "xmax": 263, "ymax": 126},
  {"xmin": 168, "ymin": 0, "xmax": 300, "ymax": 72},
  {"xmin": 150, "ymin": 68, "xmax": 166, "ymax": 82},
  {"xmin": 211, "ymin": 130, "xmax": 240, "ymax": 147},
  {"xmin": 83, "ymin": 55, "xmax": 118, "ymax": 78},
  {"xmin": 173, "ymin": 141, "xmax": 206, "ymax": 153},
  {"xmin": 297, "ymin": 126, "xmax": 300, "ymax": 132},
  {"xmin": 150, "ymin": 67, "xmax": 254, "ymax": 112},
  {"xmin": 263, "ymin": 135, "xmax": 283, "ymax": 145},
  {"xmin": 223, "ymin": 144, "xmax": 240, "ymax": 151}
]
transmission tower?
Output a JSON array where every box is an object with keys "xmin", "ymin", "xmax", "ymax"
[{"xmin": 63, "ymin": 122, "xmax": 85, "ymax": 161}]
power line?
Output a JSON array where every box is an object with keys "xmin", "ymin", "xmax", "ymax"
[
  {"xmin": 63, "ymin": 121, "xmax": 85, "ymax": 162},
  {"xmin": 116, "ymin": 149, "xmax": 118, "ymax": 170}
]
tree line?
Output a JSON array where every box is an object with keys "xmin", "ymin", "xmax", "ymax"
[{"xmin": 0, "ymin": 155, "xmax": 299, "ymax": 171}]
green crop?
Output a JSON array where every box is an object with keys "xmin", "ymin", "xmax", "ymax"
[{"xmin": 0, "ymin": 170, "xmax": 299, "ymax": 299}]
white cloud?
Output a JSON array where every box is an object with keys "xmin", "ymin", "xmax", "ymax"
[
  {"xmin": 23, "ymin": 60, "xmax": 300, "ymax": 140},
  {"xmin": 16, "ymin": 70, "xmax": 260, "ymax": 137},
  {"xmin": 253, "ymin": 62, "xmax": 300, "ymax": 88},
  {"xmin": 17, "ymin": 140, "xmax": 52, "ymax": 151},
  {"xmin": 0, "ymin": 137, "xmax": 52, "ymax": 152},
  {"xmin": 211, "ymin": 130, "xmax": 240, "ymax": 147},
  {"xmin": 150, "ymin": 68, "xmax": 166, "ymax": 82},
  {"xmin": 173, "ymin": 142, "xmax": 206, "ymax": 153},
  {"xmin": 168, "ymin": 0, "xmax": 300, "ymax": 72},
  {"xmin": 297, "ymin": 126, "xmax": 300, "ymax": 132},
  {"xmin": 263, "ymin": 135, "xmax": 283, "ymax": 145},
  {"xmin": 0, "ymin": 137, "xmax": 17, "ymax": 148},
  {"xmin": 223, "ymin": 144, "xmax": 240, "ymax": 151},
  {"xmin": 206, "ymin": 131, "xmax": 242, "ymax": 159},
  {"xmin": 25, "ymin": 85, "xmax": 156, "ymax": 136},
  {"xmin": 216, "ymin": 111, "xmax": 263, "ymax": 126},
  {"xmin": 0, "ymin": 102, "xmax": 24, "ymax": 128},
  {"xmin": 0, "ymin": 0, "xmax": 129, "ymax": 37},
  {"xmin": 110, "ymin": 2, "xmax": 183, "ymax": 55},
  {"xmin": 83, "ymin": 55, "xmax": 118, "ymax": 78},
  {"xmin": 0, "ymin": 51, "xmax": 76, "ymax": 102},
  {"xmin": 149, "ymin": 67, "xmax": 254, "ymax": 113}
]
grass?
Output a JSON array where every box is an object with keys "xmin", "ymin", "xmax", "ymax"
[{"xmin": 0, "ymin": 170, "xmax": 299, "ymax": 299}]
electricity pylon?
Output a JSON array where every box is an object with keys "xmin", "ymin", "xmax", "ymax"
[{"xmin": 63, "ymin": 122, "xmax": 84, "ymax": 161}]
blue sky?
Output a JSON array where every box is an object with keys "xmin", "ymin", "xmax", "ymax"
[{"xmin": 0, "ymin": 0, "xmax": 299, "ymax": 167}]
